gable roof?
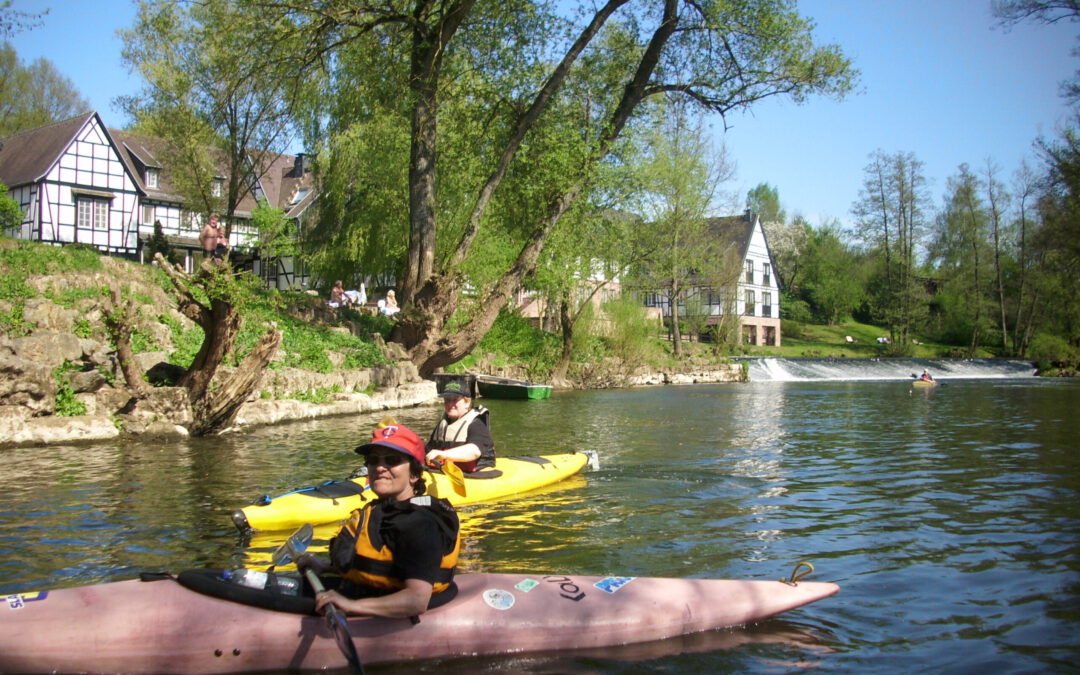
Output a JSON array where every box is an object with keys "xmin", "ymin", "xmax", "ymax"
[
  {"xmin": 0, "ymin": 111, "xmax": 97, "ymax": 187},
  {"xmin": 3, "ymin": 111, "xmax": 317, "ymax": 219},
  {"xmin": 707, "ymin": 211, "xmax": 758, "ymax": 265}
]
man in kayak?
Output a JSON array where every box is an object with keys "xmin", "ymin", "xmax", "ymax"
[
  {"xmin": 425, "ymin": 379, "xmax": 496, "ymax": 473},
  {"xmin": 919, "ymin": 369, "xmax": 935, "ymax": 382},
  {"xmin": 298, "ymin": 424, "xmax": 460, "ymax": 619}
]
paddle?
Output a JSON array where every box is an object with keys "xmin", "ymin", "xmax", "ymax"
[
  {"xmin": 436, "ymin": 458, "xmax": 467, "ymax": 497},
  {"xmin": 275, "ymin": 525, "xmax": 364, "ymax": 675}
]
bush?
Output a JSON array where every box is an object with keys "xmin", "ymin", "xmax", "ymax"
[{"xmin": 1028, "ymin": 333, "xmax": 1076, "ymax": 369}]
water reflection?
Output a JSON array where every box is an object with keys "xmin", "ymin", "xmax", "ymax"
[{"xmin": 0, "ymin": 379, "xmax": 1077, "ymax": 673}]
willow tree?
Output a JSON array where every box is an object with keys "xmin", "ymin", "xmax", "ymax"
[{"xmin": 254, "ymin": 0, "xmax": 855, "ymax": 376}]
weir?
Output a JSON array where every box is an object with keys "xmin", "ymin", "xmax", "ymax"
[{"xmin": 741, "ymin": 357, "xmax": 1037, "ymax": 382}]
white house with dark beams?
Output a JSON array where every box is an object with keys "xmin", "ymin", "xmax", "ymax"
[
  {"xmin": 643, "ymin": 210, "xmax": 782, "ymax": 346},
  {"xmin": 0, "ymin": 111, "xmax": 318, "ymax": 288}
]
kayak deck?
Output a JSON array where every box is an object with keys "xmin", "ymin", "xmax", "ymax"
[{"xmin": 234, "ymin": 451, "xmax": 592, "ymax": 532}]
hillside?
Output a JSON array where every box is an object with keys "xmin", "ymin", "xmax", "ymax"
[{"xmin": 0, "ymin": 238, "xmax": 433, "ymax": 447}]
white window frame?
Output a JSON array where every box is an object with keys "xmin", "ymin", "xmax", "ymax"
[
  {"xmin": 146, "ymin": 168, "xmax": 159, "ymax": 189},
  {"xmin": 744, "ymin": 289, "xmax": 756, "ymax": 316},
  {"xmin": 745, "ymin": 259, "xmax": 754, "ymax": 284},
  {"xmin": 77, "ymin": 196, "xmax": 110, "ymax": 231},
  {"xmin": 211, "ymin": 178, "xmax": 224, "ymax": 197}
]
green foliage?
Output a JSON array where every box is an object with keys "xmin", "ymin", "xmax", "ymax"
[
  {"xmin": 52, "ymin": 362, "xmax": 87, "ymax": 417},
  {"xmin": 0, "ymin": 44, "xmax": 90, "ymax": 137},
  {"xmin": 73, "ymin": 319, "xmax": 94, "ymax": 339},
  {"xmin": 145, "ymin": 221, "xmax": 172, "ymax": 264},
  {"xmin": 0, "ymin": 238, "xmax": 104, "ymax": 336},
  {"xmin": 598, "ymin": 295, "xmax": 661, "ymax": 368},
  {"xmin": 232, "ymin": 290, "xmax": 391, "ymax": 373},
  {"xmin": 288, "ymin": 385, "xmax": 343, "ymax": 405},
  {"xmin": 746, "ymin": 183, "xmax": 786, "ymax": 224},
  {"xmin": 161, "ymin": 313, "xmax": 204, "ymax": 368},
  {"xmin": 1028, "ymin": 333, "xmax": 1077, "ymax": 369},
  {"xmin": 461, "ymin": 311, "xmax": 561, "ymax": 378},
  {"xmin": 0, "ymin": 182, "xmax": 22, "ymax": 230}
]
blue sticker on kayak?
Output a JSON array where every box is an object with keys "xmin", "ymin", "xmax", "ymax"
[
  {"xmin": 6, "ymin": 591, "xmax": 48, "ymax": 609},
  {"xmin": 594, "ymin": 577, "xmax": 634, "ymax": 594}
]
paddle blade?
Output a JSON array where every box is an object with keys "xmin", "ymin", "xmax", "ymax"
[
  {"xmin": 377, "ymin": 415, "xmax": 398, "ymax": 428},
  {"xmin": 442, "ymin": 460, "xmax": 467, "ymax": 497},
  {"xmin": 327, "ymin": 606, "xmax": 363, "ymax": 673},
  {"xmin": 271, "ymin": 523, "xmax": 314, "ymax": 568}
]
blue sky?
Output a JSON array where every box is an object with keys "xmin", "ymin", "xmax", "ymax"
[{"xmin": 8, "ymin": 0, "xmax": 1077, "ymax": 228}]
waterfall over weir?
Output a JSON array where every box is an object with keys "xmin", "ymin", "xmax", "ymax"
[{"xmin": 742, "ymin": 357, "xmax": 1038, "ymax": 382}]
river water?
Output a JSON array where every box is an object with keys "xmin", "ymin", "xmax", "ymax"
[{"xmin": 1, "ymin": 368, "xmax": 1077, "ymax": 673}]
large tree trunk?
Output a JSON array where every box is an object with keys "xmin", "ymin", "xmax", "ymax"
[
  {"xmin": 155, "ymin": 254, "xmax": 281, "ymax": 436},
  {"xmin": 395, "ymin": 0, "xmax": 678, "ymax": 377},
  {"xmin": 188, "ymin": 325, "xmax": 282, "ymax": 436}
]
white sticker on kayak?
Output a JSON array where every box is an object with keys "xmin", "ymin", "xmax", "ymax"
[
  {"xmin": 6, "ymin": 591, "xmax": 47, "ymax": 609},
  {"xmin": 515, "ymin": 579, "xmax": 539, "ymax": 593},
  {"xmin": 594, "ymin": 577, "xmax": 634, "ymax": 594},
  {"xmin": 482, "ymin": 589, "xmax": 515, "ymax": 610}
]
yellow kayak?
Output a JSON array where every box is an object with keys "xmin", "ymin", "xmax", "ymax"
[
  {"xmin": 232, "ymin": 452, "xmax": 594, "ymax": 533},
  {"xmin": 912, "ymin": 379, "xmax": 938, "ymax": 388}
]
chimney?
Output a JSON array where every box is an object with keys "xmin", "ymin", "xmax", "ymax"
[{"xmin": 293, "ymin": 153, "xmax": 309, "ymax": 177}]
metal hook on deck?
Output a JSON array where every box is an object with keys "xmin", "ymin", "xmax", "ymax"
[{"xmin": 780, "ymin": 561, "xmax": 815, "ymax": 586}]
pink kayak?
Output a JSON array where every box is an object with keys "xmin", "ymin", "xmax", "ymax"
[{"xmin": 0, "ymin": 570, "xmax": 838, "ymax": 673}]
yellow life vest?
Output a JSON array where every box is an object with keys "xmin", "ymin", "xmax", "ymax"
[{"xmin": 331, "ymin": 496, "xmax": 459, "ymax": 594}]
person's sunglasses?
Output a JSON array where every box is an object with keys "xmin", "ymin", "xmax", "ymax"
[{"xmin": 365, "ymin": 452, "xmax": 408, "ymax": 468}]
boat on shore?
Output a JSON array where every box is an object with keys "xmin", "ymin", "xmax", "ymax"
[
  {"xmin": 0, "ymin": 569, "xmax": 839, "ymax": 673},
  {"xmin": 476, "ymin": 375, "xmax": 553, "ymax": 400},
  {"xmin": 232, "ymin": 451, "xmax": 593, "ymax": 532}
]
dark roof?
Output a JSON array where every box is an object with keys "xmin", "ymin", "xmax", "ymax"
[
  {"xmin": 0, "ymin": 111, "xmax": 97, "ymax": 187},
  {"xmin": 707, "ymin": 212, "xmax": 757, "ymax": 265},
  {"xmin": 2, "ymin": 112, "xmax": 317, "ymax": 218}
]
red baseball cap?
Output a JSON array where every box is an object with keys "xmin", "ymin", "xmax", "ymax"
[{"xmin": 354, "ymin": 424, "xmax": 426, "ymax": 465}]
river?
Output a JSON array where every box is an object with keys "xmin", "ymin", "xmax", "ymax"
[{"xmin": 1, "ymin": 365, "xmax": 1077, "ymax": 673}]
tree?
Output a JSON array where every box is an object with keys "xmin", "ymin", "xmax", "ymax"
[
  {"xmin": 120, "ymin": 0, "xmax": 307, "ymax": 233},
  {"xmin": 1032, "ymin": 118, "xmax": 1080, "ymax": 350},
  {"xmin": 801, "ymin": 221, "xmax": 864, "ymax": 324},
  {"xmin": 929, "ymin": 164, "xmax": 993, "ymax": 354},
  {"xmin": 994, "ymin": 0, "xmax": 1080, "ymax": 104},
  {"xmin": 0, "ymin": 43, "xmax": 90, "ymax": 137},
  {"xmin": 852, "ymin": 150, "xmax": 930, "ymax": 350},
  {"xmin": 0, "ymin": 181, "xmax": 21, "ymax": 230},
  {"xmin": 0, "ymin": 1, "xmax": 46, "ymax": 39},
  {"xmin": 254, "ymin": 0, "xmax": 855, "ymax": 376},
  {"xmin": 1008, "ymin": 161, "xmax": 1041, "ymax": 354},
  {"xmin": 982, "ymin": 159, "xmax": 1013, "ymax": 354},
  {"xmin": 746, "ymin": 182, "xmax": 786, "ymax": 225},
  {"xmin": 761, "ymin": 214, "xmax": 809, "ymax": 293},
  {"xmin": 628, "ymin": 103, "xmax": 735, "ymax": 355},
  {"xmin": 154, "ymin": 255, "xmax": 283, "ymax": 435}
]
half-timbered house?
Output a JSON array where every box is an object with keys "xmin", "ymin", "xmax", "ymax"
[
  {"xmin": 643, "ymin": 211, "xmax": 782, "ymax": 346},
  {"xmin": 0, "ymin": 111, "xmax": 317, "ymax": 288}
]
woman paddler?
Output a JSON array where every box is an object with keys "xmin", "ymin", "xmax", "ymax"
[{"xmin": 298, "ymin": 423, "xmax": 460, "ymax": 619}]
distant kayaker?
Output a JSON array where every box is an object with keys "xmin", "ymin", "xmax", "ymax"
[
  {"xmin": 426, "ymin": 379, "xmax": 496, "ymax": 473},
  {"xmin": 920, "ymin": 369, "xmax": 934, "ymax": 382},
  {"xmin": 298, "ymin": 424, "xmax": 460, "ymax": 619}
]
